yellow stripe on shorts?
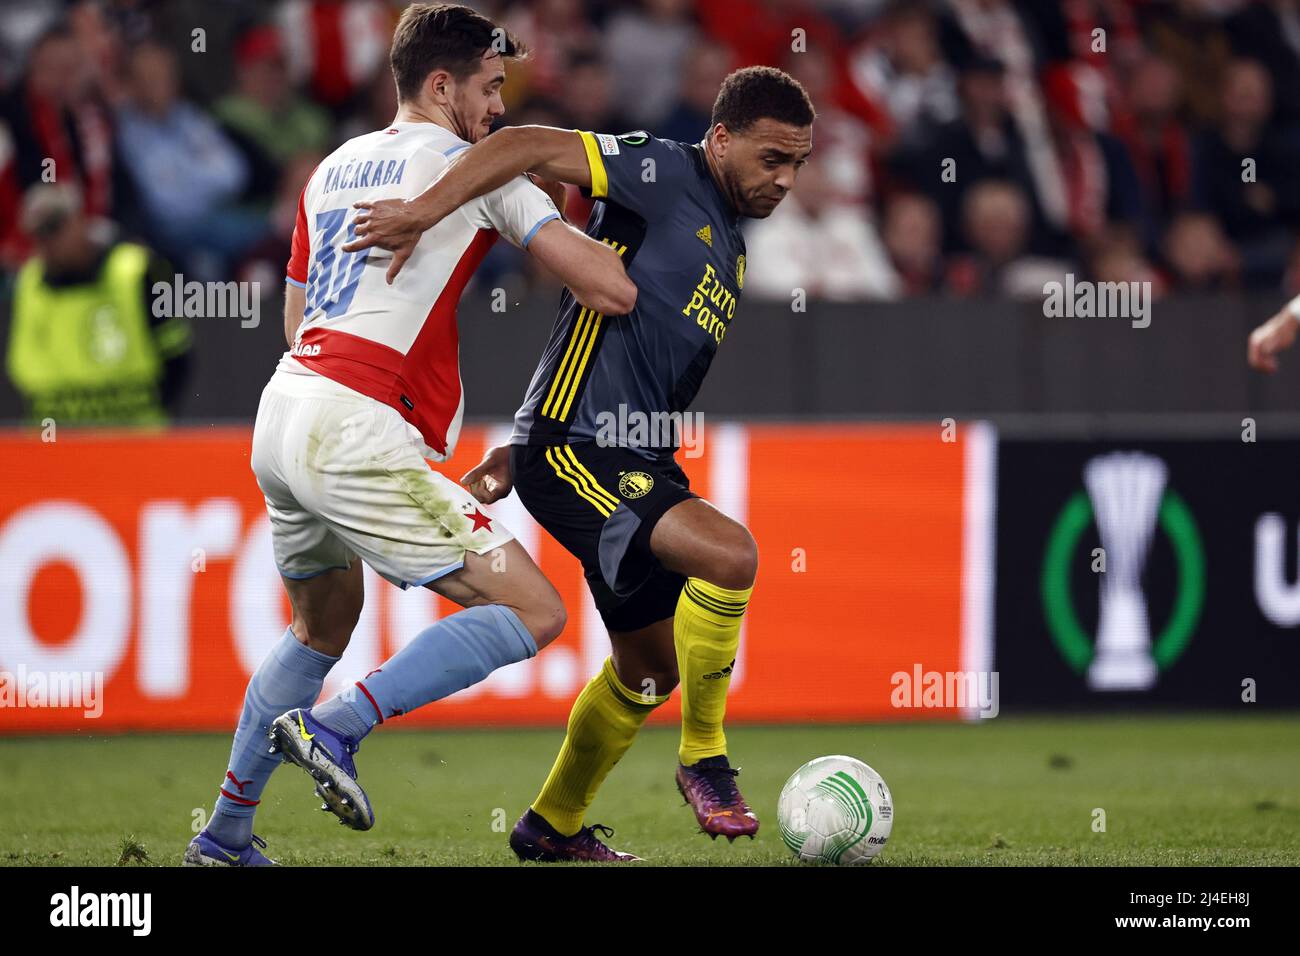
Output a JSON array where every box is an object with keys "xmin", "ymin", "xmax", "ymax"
[
  {"xmin": 562, "ymin": 445, "xmax": 619, "ymax": 511},
  {"xmin": 546, "ymin": 446, "xmax": 614, "ymax": 516}
]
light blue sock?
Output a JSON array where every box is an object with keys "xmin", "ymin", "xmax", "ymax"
[
  {"xmin": 207, "ymin": 628, "xmax": 338, "ymax": 849},
  {"xmin": 313, "ymin": 605, "xmax": 537, "ymax": 740}
]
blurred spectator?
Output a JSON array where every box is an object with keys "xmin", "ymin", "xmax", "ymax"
[
  {"xmin": 1040, "ymin": 62, "xmax": 1143, "ymax": 246},
  {"xmin": 0, "ymin": 124, "xmax": 24, "ymax": 270},
  {"xmin": 882, "ymin": 193, "xmax": 944, "ymax": 296},
  {"xmin": 214, "ymin": 25, "xmax": 332, "ymax": 204},
  {"xmin": 1038, "ymin": 0, "xmax": 1147, "ymax": 161},
  {"xmin": 1190, "ymin": 58, "xmax": 1300, "ymax": 287},
  {"xmin": 337, "ymin": 60, "xmax": 400, "ymax": 142},
  {"xmin": 0, "ymin": 0, "xmax": 1296, "ymax": 307},
  {"xmin": 558, "ymin": 49, "xmax": 635, "ymax": 134},
  {"xmin": 6, "ymin": 184, "xmax": 192, "ymax": 425},
  {"xmin": 1144, "ymin": 0, "xmax": 1237, "ymax": 127},
  {"xmin": 939, "ymin": 0, "xmax": 1056, "ymax": 69},
  {"xmin": 1160, "ymin": 210, "xmax": 1240, "ymax": 291},
  {"xmin": 783, "ymin": 43, "xmax": 873, "ymax": 205},
  {"xmin": 1090, "ymin": 228, "xmax": 1166, "ymax": 299},
  {"xmin": 697, "ymin": 0, "xmax": 832, "ymax": 69},
  {"xmin": 1050, "ymin": 0, "xmax": 1145, "ymax": 71},
  {"xmin": 938, "ymin": 0, "xmax": 1067, "ymax": 233},
  {"xmin": 698, "ymin": 0, "xmax": 893, "ymax": 137},
  {"xmin": 1114, "ymin": 56, "xmax": 1193, "ymax": 248},
  {"xmin": 67, "ymin": 0, "xmax": 129, "ymax": 108},
  {"xmin": 659, "ymin": 37, "xmax": 733, "ymax": 143},
  {"xmin": 115, "ymin": 39, "xmax": 256, "ymax": 279},
  {"xmin": 0, "ymin": 23, "xmax": 116, "ymax": 220},
  {"xmin": 743, "ymin": 154, "xmax": 900, "ymax": 301},
  {"xmin": 503, "ymin": 0, "xmax": 600, "ymax": 102},
  {"xmin": 896, "ymin": 57, "xmax": 1043, "ymax": 254},
  {"xmin": 946, "ymin": 179, "xmax": 1070, "ymax": 298},
  {"xmin": 0, "ymin": 0, "xmax": 60, "ymax": 89},
  {"xmin": 277, "ymin": 0, "xmax": 392, "ymax": 114},
  {"xmin": 604, "ymin": 0, "xmax": 698, "ymax": 129},
  {"xmin": 1226, "ymin": 0, "xmax": 1300, "ymax": 125},
  {"xmin": 849, "ymin": 3, "xmax": 960, "ymax": 152}
]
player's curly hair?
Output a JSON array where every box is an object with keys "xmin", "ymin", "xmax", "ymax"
[
  {"xmin": 710, "ymin": 66, "xmax": 816, "ymax": 134},
  {"xmin": 390, "ymin": 2, "xmax": 529, "ymax": 102}
]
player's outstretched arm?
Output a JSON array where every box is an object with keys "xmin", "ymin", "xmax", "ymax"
[
  {"xmin": 1249, "ymin": 299, "xmax": 1300, "ymax": 373},
  {"xmin": 342, "ymin": 126, "xmax": 590, "ymax": 279},
  {"xmin": 525, "ymin": 218, "xmax": 637, "ymax": 317}
]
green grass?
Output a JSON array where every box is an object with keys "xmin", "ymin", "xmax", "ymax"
[{"xmin": 2, "ymin": 714, "xmax": 1297, "ymax": 866}]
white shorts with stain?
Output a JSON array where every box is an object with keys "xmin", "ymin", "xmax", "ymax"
[{"xmin": 250, "ymin": 367, "xmax": 512, "ymax": 588}]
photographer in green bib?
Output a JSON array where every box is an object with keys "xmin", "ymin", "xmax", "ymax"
[{"xmin": 6, "ymin": 184, "xmax": 192, "ymax": 426}]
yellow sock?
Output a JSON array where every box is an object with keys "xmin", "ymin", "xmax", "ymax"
[
  {"xmin": 531, "ymin": 656, "xmax": 669, "ymax": 836},
  {"xmin": 675, "ymin": 578, "xmax": 752, "ymax": 765}
]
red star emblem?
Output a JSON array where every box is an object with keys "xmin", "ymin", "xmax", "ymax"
[{"xmin": 466, "ymin": 508, "xmax": 493, "ymax": 532}]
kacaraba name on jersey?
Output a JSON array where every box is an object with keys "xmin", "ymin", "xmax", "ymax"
[{"xmin": 320, "ymin": 158, "xmax": 407, "ymax": 196}]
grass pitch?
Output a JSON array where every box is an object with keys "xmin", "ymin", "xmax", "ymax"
[{"xmin": 2, "ymin": 714, "xmax": 1296, "ymax": 866}]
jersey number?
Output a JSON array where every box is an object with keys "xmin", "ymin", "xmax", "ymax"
[{"xmin": 305, "ymin": 208, "xmax": 369, "ymax": 319}]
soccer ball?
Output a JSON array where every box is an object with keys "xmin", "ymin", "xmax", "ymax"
[{"xmin": 777, "ymin": 755, "xmax": 893, "ymax": 864}]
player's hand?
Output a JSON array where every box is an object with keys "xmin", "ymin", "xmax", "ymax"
[
  {"xmin": 1248, "ymin": 308, "xmax": 1299, "ymax": 374},
  {"xmin": 342, "ymin": 198, "xmax": 429, "ymax": 283},
  {"xmin": 527, "ymin": 172, "xmax": 568, "ymax": 218},
  {"xmin": 460, "ymin": 444, "xmax": 513, "ymax": 504}
]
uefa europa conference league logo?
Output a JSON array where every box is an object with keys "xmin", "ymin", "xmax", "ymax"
[{"xmin": 1041, "ymin": 452, "xmax": 1206, "ymax": 691}]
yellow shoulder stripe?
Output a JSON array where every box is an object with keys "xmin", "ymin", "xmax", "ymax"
[{"xmin": 576, "ymin": 130, "xmax": 609, "ymax": 199}]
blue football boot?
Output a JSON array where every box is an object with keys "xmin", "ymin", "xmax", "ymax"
[
  {"xmin": 268, "ymin": 708, "xmax": 375, "ymax": 831},
  {"xmin": 183, "ymin": 831, "xmax": 277, "ymax": 866}
]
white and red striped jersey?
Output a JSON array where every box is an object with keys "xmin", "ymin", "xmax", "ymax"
[{"xmin": 281, "ymin": 121, "xmax": 559, "ymax": 460}]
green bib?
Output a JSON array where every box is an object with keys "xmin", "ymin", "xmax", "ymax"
[{"xmin": 9, "ymin": 243, "xmax": 166, "ymax": 425}]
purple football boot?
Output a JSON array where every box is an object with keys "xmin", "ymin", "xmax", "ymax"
[
  {"xmin": 675, "ymin": 755, "xmax": 759, "ymax": 841},
  {"xmin": 508, "ymin": 808, "xmax": 641, "ymax": 862},
  {"xmin": 268, "ymin": 708, "xmax": 375, "ymax": 831}
]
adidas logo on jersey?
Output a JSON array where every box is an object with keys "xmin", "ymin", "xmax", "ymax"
[{"xmin": 696, "ymin": 225, "xmax": 712, "ymax": 247}]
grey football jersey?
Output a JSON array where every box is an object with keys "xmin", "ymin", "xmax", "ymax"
[{"xmin": 510, "ymin": 131, "xmax": 747, "ymax": 461}]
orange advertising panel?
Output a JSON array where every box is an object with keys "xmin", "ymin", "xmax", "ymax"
[{"xmin": 0, "ymin": 423, "xmax": 991, "ymax": 732}]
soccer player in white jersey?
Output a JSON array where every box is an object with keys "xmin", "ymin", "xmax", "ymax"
[{"xmin": 184, "ymin": 3, "xmax": 636, "ymax": 866}]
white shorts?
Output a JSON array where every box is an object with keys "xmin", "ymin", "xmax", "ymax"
[{"xmin": 250, "ymin": 368, "xmax": 513, "ymax": 588}]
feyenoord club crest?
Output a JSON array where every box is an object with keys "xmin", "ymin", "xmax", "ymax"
[
  {"xmin": 617, "ymin": 471, "xmax": 654, "ymax": 499},
  {"xmin": 1040, "ymin": 452, "xmax": 1205, "ymax": 691}
]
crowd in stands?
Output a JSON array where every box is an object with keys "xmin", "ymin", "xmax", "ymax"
[{"xmin": 4, "ymin": 0, "xmax": 1300, "ymax": 303}]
